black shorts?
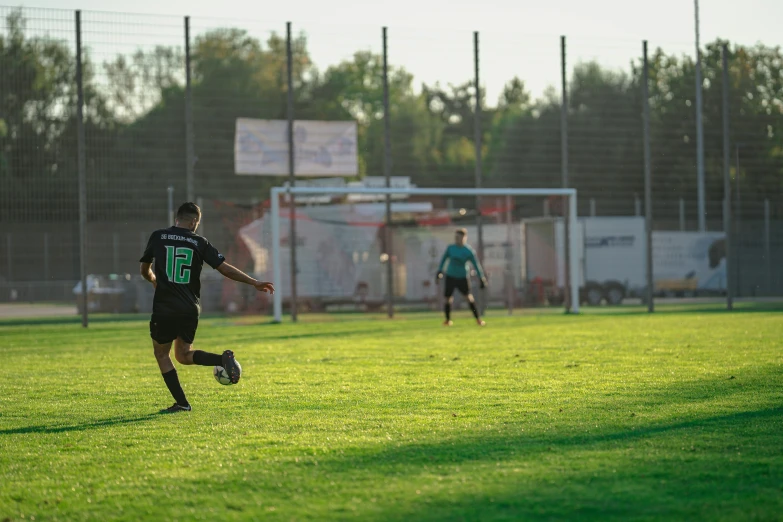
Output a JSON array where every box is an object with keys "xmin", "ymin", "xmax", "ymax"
[
  {"xmin": 149, "ymin": 314, "xmax": 199, "ymax": 344},
  {"xmin": 444, "ymin": 276, "xmax": 471, "ymax": 298}
]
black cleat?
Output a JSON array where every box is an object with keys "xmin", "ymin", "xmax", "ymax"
[
  {"xmin": 222, "ymin": 350, "xmax": 241, "ymax": 384},
  {"xmin": 160, "ymin": 403, "xmax": 192, "ymax": 414}
]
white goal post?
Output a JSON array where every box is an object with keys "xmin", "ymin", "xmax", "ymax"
[{"xmin": 269, "ymin": 186, "xmax": 579, "ymax": 322}]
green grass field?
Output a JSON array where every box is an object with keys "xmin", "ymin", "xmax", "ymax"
[{"xmin": 1, "ymin": 304, "xmax": 782, "ymax": 521}]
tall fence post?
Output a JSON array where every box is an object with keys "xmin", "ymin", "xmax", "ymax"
[
  {"xmin": 560, "ymin": 35, "xmax": 571, "ymax": 312},
  {"xmin": 679, "ymin": 198, "xmax": 685, "ymax": 231},
  {"xmin": 505, "ymin": 194, "xmax": 513, "ymax": 316},
  {"xmin": 43, "ymin": 233, "xmax": 50, "ymax": 281},
  {"xmin": 286, "ymin": 21, "xmax": 298, "ymax": 322},
  {"xmin": 113, "ymin": 232, "xmax": 120, "ymax": 274},
  {"xmin": 75, "ymin": 10, "xmax": 88, "ymax": 328},
  {"xmin": 184, "ymin": 16, "xmax": 195, "ymax": 202},
  {"xmin": 694, "ymin": 0, "xmax": 706, "ymax": 232},
  {"xmin": 734, "ymin": 144, "xmax": 742, "ymax": 296},
  {"xmin": 473, "ymin": 31, "xmax": 485, "ymax": 312},
  {"xmin": 721, "ymin": 43, "xmax": 733, "ymax": 310},
  {"xmin": 167, "ymin": 186, "xmax": 175, "ymax": 226},
  {"xmin": 382, "ymin": 27, "xmax": 394, "ymax": 319},
  {"xmin": 642, "ymin": 41, "xmax": 654, "ymax": 313},
  {"xmin": 5, "ymin": 233, "xmax": 11, "ymax": 283},
  {"xmin": 764, "ymin": 199, "xmax": 771, "ymax": 295}
]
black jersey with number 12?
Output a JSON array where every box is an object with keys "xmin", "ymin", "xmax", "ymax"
[{"xmin": 139, "ymin": 226, "xmax": 225, "ymax": 316}]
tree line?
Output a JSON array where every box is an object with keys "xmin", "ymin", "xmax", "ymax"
[{"xmin": 1, "ymin": 9, "xmax": 781, "ymax": 223}]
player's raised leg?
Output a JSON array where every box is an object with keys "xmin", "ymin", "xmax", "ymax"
[
  {"xmin": 152, "ymin": 339, "xmax": 192, "ymax": 413},
  {"xmin": 173, "ymin": 338, "xmax": 240, "ymax": 384}
]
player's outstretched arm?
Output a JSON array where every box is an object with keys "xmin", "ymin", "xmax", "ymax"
[
  {"xmin": 140, "ymin": 262, "xmax": 156, "ymax": 289},
  {"xmin": 436, "ymin": 247, "xmax": 450, "ymax": 284},
  {"xmin": 217, "ymin": 262, "xmax": 275, "ymax": 294},
  {"xmin": 468, "ymin": 250, "xmax": 488, "ymax": 288}
]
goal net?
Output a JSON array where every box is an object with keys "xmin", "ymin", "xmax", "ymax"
[{"xmin": 238, "ymin": 186, "xmax": 579, "ymax": 322}]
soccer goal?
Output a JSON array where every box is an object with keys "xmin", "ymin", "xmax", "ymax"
[{"xmin": 240, "ymin": 186, "xmax": 579, "ymax": 322}]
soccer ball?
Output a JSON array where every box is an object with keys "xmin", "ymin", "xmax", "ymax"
[{"xmin": 213, "ymin": 361, "xmax": 241, "ymax": 386}]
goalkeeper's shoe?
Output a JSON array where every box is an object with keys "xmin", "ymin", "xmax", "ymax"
[
  {"xmin": 222, "ymin": 350, "xmax": 241, "ymax": 384},
  {"xmin": 443, "ymin": 320, "xmax": 453, "ymax": 327},
  {"xmin": 160, "ymin": 403, "xmax": 192, "ymax": 414},
  {"xmin": 476, "ymin": 319, "xmax": 486, "ymax": 327}
]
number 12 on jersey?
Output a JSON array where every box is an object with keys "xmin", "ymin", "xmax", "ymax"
[{"xmin": 165, "ymin": 246, "xmax": 193, "ymax": 284}]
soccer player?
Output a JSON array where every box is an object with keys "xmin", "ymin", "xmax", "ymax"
[
  {"xmin": 140, "ymin": 202, "xmax": 274, "ymax": 413},
  {"xmin": 436, "ymin": 228, "xmax": 487, "ymax": 326}
]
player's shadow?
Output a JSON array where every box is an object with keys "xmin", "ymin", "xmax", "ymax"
[{"xmin": 0, "ymin": 413, "xmax": 160, "ymax": 436}]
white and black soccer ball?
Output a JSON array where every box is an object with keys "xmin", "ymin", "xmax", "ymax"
[{"xmin": 213, "ymin": 361, "xmax": 241, "ymax": 386}]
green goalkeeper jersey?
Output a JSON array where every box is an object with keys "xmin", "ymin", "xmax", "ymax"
[{"xmin": 438, "ymin": 244, "xmax": 485, "ymax": 280}]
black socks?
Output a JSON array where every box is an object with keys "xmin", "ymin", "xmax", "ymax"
[
  {"xmin": 161, "ymin": 369, "xmax": 189, "ymax": 407},
  {"xmin": 444, "ymin": 302, "xmax": 451, "ymax": 321},
  {"xmin": 468, "ymin": 300, "xmax": 480, "ymax": 320},
  {"xmin": 192, "ymin": 350, "xmax": 223, "ymax": 366}
]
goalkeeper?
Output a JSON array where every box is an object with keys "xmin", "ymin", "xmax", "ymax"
[{"xmin": 436, "ymin": 228, "xmax": 487, "ymax": 326}]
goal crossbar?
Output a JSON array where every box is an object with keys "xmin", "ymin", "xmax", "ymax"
[{"xmin": 269, "ymin": 186, "xmax": 579, "ymax": 321}]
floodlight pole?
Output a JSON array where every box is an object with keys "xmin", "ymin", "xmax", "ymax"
[{"xmin": 271, "ymin": 187, "xmax": 579, "ymax": 323}]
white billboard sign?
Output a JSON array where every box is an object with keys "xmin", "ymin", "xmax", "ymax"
[
  {"xmin": 235, "ymin": 118, "xmax": 358, "ymax": 176},
  {"xmin": 653, "ymin": 232, "xmax": 727, "ymax": 292}
]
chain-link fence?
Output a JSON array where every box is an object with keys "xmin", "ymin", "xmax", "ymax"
[{"xmin": 1, "ymin": 6, "xmax": 781, "ymax": 316}]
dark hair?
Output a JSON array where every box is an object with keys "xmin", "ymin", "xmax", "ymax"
[
  {"xmin": 176, "ymin": 202, "xmax": 201, "ymax": 222},
  {"xmin": 456, "ymin": 228, "xmax": 467, "ymax": 236}
]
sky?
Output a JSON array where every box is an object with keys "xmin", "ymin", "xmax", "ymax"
[{"xmin": 9, "ymin": 0, "xmax": 783, "ymax": 104}]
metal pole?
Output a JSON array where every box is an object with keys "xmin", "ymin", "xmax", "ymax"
[
  {"xmin": 272, "ymin": 192, "xmax": 282, "ymax": 322},
  {"xmin": 721, "ymin": 43, "xmax": 732, "ymax": 310},
  {"xmin": 506, "ymin": 194, "xmax": 513, "ymax": 316},
  {"xmin": 167, "ymin": 186, "xmax": 175, "ymax": 226},
  {"xmin": 5, "ymin": 233, "xmax": 11, "ymax": 282},
  {"xmin": 589, "ymin": 198, "xmax": 596, "ymax": 217},
  {"xmin": 561, "ymin": 35, "xmax": 571, "ymax": 312},
  {"xmin": 473, "ymin": 31, "xmax": 484, "ymax": 266},
  {"xmin": 764, "ymin": 199, "xmax": 771, "ymax": 295},
  {"xmin": 382, "ymin": 27, "xmax": 394, "ymax": 319},
  {"xmin": 694, "ymin": 0, "xmax": 706, "ymax": 231},
  {"xmin": 735, "ymin": 144, "xmax": 742, "ymax": 295},
  {"xmin": 286, "ymin": 21, "xmax": 298, "ymax": 322},
  {"xmin": 75, "ymin": 10, "xmax": 88, "ymax": 328},
  {"xmin": 679, "ymin": 198, "xmax": 686, "ymax": 231},
  {"xmin": 113, "ymin": 232, "xmax": 120, "ymax": 274},
  {"xmin": 184, "ymin": 16, "xmax": 195, "ymax": 202},
  {"xmin": 643, "ymin": 41, "xmax": 654, "ymax": 313},
  {"xmin": 568, "ymin": 193, "xmax": 579, "ymax": 314},
  {"xmin": 43, "ymin": 233, "xmax": 49, "ymax": 281}
]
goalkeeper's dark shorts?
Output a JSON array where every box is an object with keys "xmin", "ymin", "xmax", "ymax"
[{"xmin": 444, "ymin": 276, "xmax": 471, "ymax": 298}]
